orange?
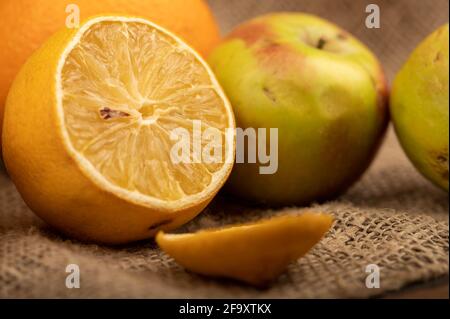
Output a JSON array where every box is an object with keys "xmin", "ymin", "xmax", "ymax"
[{"xmin": 0, "ymin": 0, "xmax": 221, "ymax": 152}]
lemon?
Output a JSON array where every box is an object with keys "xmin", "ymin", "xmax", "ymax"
[
  {"xmin": 156, "ymin": 213, "xmax": 333, "ymax": 286},
  {"xmin": 2, "ymin": 16, "xmax": 235, "ymax": 244}
]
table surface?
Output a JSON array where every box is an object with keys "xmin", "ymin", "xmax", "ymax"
[{"xmin": 383, "ymin": 276, "xmax": 449, "ymax": 299}]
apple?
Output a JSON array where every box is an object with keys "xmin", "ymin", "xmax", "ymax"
[
  {"xmin": 391, "ymin": 24, "xmax": 449, "ymax": 191},
  {"xmin": 208, "ymin": 13, "xmax": 388, "ymax": 205}
]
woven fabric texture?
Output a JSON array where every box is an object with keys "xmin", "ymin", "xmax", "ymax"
[{"xmin": 0, "ymin": 0, "xmax": 448, "ymax": 298}]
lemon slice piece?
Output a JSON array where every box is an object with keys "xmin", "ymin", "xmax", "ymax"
[
  {"xmin": 3, "ymin": 16, "xmax": 235, "ymax": 244},
  {"xmin": 156, "ymin": 213, "xmax": 333, "ymax": 286}
]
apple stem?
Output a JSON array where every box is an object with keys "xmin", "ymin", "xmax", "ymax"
[{"xmin": 317, "ymin": 37, "xmax": 327, "ymax": 50}]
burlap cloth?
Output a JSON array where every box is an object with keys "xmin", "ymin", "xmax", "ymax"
[{"xmin": 0, "ymin": 0, "xmax": 448, "ymax": 298}]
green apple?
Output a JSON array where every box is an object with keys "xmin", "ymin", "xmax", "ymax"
[
  {"xmin": 208, "ymin": 13, "xmax": 389, "ymax": 205},
  {"xmin": 391, "ymin": 24, "xmax": 449, "ymax": 191}
]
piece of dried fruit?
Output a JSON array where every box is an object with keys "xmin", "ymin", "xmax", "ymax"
[{"xmin": 156, "ymin": 212, "xmax": 333, "ymax": 286}]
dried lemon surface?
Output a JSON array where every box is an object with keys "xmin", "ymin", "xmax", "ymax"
[
  {"xmin": 3, "ymin": 16, "xmax": 235, "ymax": 244},
  {"xmin": 157, "ymin": 213, "xmax": 333, "ymax": 286}
]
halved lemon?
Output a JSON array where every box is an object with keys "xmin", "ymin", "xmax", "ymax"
[
  {"xmin": 157, "ymin": 213, "xmax": 333, "ymax": 286},
  {"xmin": 2, "ymin": 16, "xmax": 235, "ymax": 244}
]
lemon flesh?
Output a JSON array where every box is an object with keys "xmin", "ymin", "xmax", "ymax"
[
  {"xmin": 61, "ymin": 21, "xmax": 232, "ymax": 204},
  {"xmin": 156, "ymin": 213, "xmax": 333, "ymax": 286}
]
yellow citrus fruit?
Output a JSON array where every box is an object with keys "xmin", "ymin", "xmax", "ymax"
[
  {"xmin": 0, "ymin": 0, "xmax": 221, "ymax": 152},
  {"xmin": 156, "ymin": 213, "xmax": 333, "ymax": 286},
  {"xmin": 2, "ymin": 16, "xmax": 235, "ymax": 244}
]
